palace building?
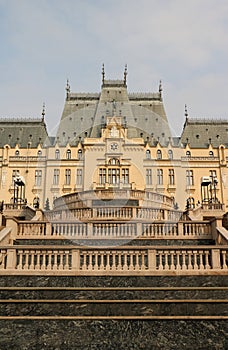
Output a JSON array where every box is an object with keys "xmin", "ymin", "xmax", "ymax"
[
  {"xmin": 0, "ymin": 68, "xmax": 228, "ymax": 347},
  {"xmin": 0, "ymin": 66, "xmax": 227, "ymax": 213}
]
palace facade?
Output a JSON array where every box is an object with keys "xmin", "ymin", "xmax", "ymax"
[{"xmin": 0, "ymin": 67, "xmax": 227, "ymax": 213}]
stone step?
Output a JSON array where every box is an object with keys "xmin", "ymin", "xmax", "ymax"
[
  {"xmin": 14, "ymin": 238, "xmax": 215, "ymax": 246},
  {"xmin": 0, "ymin": 286, "xmax": 227, "ymax": 300},
  {"xmin": 1, "ymin": 298, "xmax": 227, "ymax": 317}
]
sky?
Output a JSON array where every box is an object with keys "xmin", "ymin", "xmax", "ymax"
[{"xmin": 0, "ymin": 0, "xmax": 228, "ymax": 136}]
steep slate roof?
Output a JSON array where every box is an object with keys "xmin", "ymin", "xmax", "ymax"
[
  {"xmin": 181, "ymin": 118, "xmax": 228, "ymax": 148},
  {"xmin": 0, "ymin": 118, "xmax": 50, "ymax": 148},
  {"xmin": 56, "ymin": 77, "xmax": 172, "ymax": 146}
]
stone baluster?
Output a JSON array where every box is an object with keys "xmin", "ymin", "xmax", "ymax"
[
  {"xmin": 221, "ymin": 250, "xmax": 227, "ymax": 269},
  {"xmin": 182, "ymin": 251, "xmax": 187, "ymax": 270},
  {"xmin": 123, "ymin": 252, "xmax": 128, "ymax": 270},
  {"xmin": 106, "ymin": 252, "xmax": 111, "ymax": 271},
  {"xmin": 164, "ymin": 251, "xmax": 169, "ymax": 270},
  {"xmin": 176, "ymin": 251, "xmax": 181, "ymax": 270},
  {"xmin": 117, "ymin": 252, "xmax": 122, "ymax": 270},
  {"xmin": 24, "ymin": 250, "xmax": 29, "ymax": 270},
  {"xmin": 87, "ymin": 251, "xmax": 93, "ymax": 271},
  {"xmin": 64, "ymin": 251, "xmax": 70, "ymax": 270},
  {"xmin": 170, "ymin": 251, "xmax": 175, "ymax": 270},
  {"xmin": 58, "ymin": 251, "xmax": 64, "ymax": 270},
  {"xmin": 135, "ymin": 251, "xmax": 139, "ymax": 270},
  {"xmin": 17, "ymin": 250, "xmax": 23, "ymax": 270},
  {"xmin": 81, "ymin": 252, "xmax": 87, "ymax": 270},
  {"xmin": 204, "ymin": 250, "xmax": 210, "ymax": 269},
  {"xmin": 158, "ymin": 251, "xmax": 163, "ymax": 270},
  {"xmin": 36, "ymin": 251, "xmax": 41, "ymax": 270},
  {"xmin": 47, "ymin": 250, "xmax": 52, "ymax": 270},
  {"xmin": 100, "ymin": 252, "xmax": 104, "ymax": 270},
  {"xmin": 29, "ymin": 250, "xmax": 35, "ymax": 270},
  {"xmin": 199, "ymin": 250, "xmax": 204, "ymax": 270},
  {"xmin": 41, "ymin": 251, "xmax": 46, "ymax": 270},
  {"xmin": 193, "ymin": 250, "xmax": 198, "ymax": 269},
  {"xmin": 187, "ymin": 251, "xmax": 193, "ymax": 270}
]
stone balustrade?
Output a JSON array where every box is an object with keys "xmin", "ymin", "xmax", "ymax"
[
  {"xmin": 0, "ymin": 246, "xmax": 227, "ymax": 274},
  {"xmin": 16, "ymin": 220, "xmax": 212, "ymax": 240}
]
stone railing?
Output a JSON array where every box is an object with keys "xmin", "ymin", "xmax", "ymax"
[
  {"xmin": 53, "ymin": 189, "xmax": 175, "ymax": 211},
  {"xmin": 15, "ymin": 220, "xmax": 212, "ymax": 240},
  {"xmin": 0, "ymin": 245, "xmax": 227, "ymax": 275}
]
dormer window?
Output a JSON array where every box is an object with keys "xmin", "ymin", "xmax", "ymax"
[
  {"xmin": 146, "ymin": 150, "xmax": 151, "ymax": 159},
  {"xmin": 186, "ymin": 151, "xmax": 191, "ymax": 157},
  {"xmin": 66, "ymin": 149, "xmax": 71, "ymax": 160},
  {"xmin": 37, "ymin": 150, "xmax": 42, "ymax": 157},
  {"xmin": 168, "ymin": 150, "xmax": 173, "ymax": 160},
  {"xmin": 15, "ymin": 150, "xmax": 20, "ymax": 156},
  {"xmin": 55, "ymin": 149, "xmax": 60, "ymax": 160},
  {"xmin": 78, "ymin": 149, "xmax": 82, "ymax": 160},
  {"xmin": 157, "ymin": 150, "xmax": 162, "ymax": 160}
]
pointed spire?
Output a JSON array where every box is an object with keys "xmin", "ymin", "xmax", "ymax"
[
  {"xmin": 124, "ymin": 64, "xmax": 128, "ymax": 85},
  {"xmin": 185, "ymin": 104, "xmax": 188, "ymax": 119},
  {"xmin": 66, "ymin": 79, "xmax": 70, "ymax": 100},
  {"xmin": 41, "ymin": 102, "xmax": 45, "ymax": 121},
  {"xmin": 159, "ymin": 80, "xmax": 162, "ymax": 93},
  {"xmin": 159, "ymin": 80, "xmax": 163, "ymax": 100},
  {"xmin": 102, "ymin": 63, "xmax": 105, "ymax": 85}
]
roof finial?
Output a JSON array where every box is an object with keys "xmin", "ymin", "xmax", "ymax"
[
  {"xmin": 66, "ymin": 79, "xmax": 70, "ymax": 100},
  {"xmin": 185, "ymin": 104, "xmax": 188, "ymax": 119},
  {"xmin": 124, "ymin": 64, "xmax": 128, "ymax": 85},
  {"xmin": 41, "ymin": 102, "xmax": 45, "ymax": 121},
  {"xmin": 159, "ymin": 80, "xmax": 162, "ymax": 93},
  {"xmin": 102, "ymin": 63, "xmax": 105, "ymax": 85}
]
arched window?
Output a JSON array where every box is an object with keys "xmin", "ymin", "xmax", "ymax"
[
  {"xmin": 15, "ymin": 150, "xmax": 20, "ymax": 156},
  {"xmin": 78, "ymin": 149, "xmax": 82, "ymax": 160},
  {"xmin": 157, "ymin": 150, "xmax": 162, "ymax": 160},
  {"xmin": 186, "ymin": 151, "xmax": 191, "ymax": 157},
  {"xmin": 66, "ymin": 149, "xmax": 71, "ymax": 160},
  {"xmin": 146, "ymin": 150, "xmax": 151, "ymax": 159},
  {"xmin": 109, "ymin": 158, "xmax": 120, "ymax": 165},
  {"xmin": 168, "ymin": 150, "xmax": 173, "ymax": 160},
  {"xmin": 209, "ymin": 151, "xmax": 214, "ymax": 157},
  {"xmin": 55, "ymin": 149, "xmax": 60, "ymax": 159}
]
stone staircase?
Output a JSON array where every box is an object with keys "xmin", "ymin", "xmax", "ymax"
[{"xmin": 0, "ymin": 276, "xmax": 227, "ymax": 349}]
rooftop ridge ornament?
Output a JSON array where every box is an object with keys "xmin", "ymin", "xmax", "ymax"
[
  {"xmin": 41, "ymin": 102, "xmax": 45, "ymax": 121},
  {"xmin": 185, "ymin": 104, "xmax": 188, "ymax": 119},
  {"xmin": 159, "ymin": 80, "xmax": 163, "ymax": 100},
  {"xmin": 66, "ymin": 79, "xmax": 70, "ymax": 100},
  {"xmin": 124, "ymin": 64, "xmax": 127, "ymax": 85},
  {"xmin": 102, "ymin": 63, "xmax": 105, "ymax": 85}
]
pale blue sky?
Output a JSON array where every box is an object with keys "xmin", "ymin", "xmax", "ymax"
[{"xmin": 1, "ymin": 0, "xmax": 228, "ymax": 135}]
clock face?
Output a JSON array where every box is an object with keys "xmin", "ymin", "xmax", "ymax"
[{"xmin": 110, "ymin": 143, "xmax": 118, "ymax": 151}]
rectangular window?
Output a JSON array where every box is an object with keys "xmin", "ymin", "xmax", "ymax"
[
  {"xmin": 12, "ymin": 170, "xmax": 20, "ymax": 185},
  {"xmin": 53, "ymin": 169, "xmax": 59, "ymax": 185},
  {"xmin": 65, "ymin": 169, "xmax": 71, "ymax": 185},
  {"xmin": 122, "ymin": 168, "xmax": 129, "ymax": 184},
  {"xmin": 76, "ymin": 169, "xmax": 83, "ymax": 185},
  {"xmin": 186, "ymin": 170, "xmax": 194, "ymax": 186},
  {"xmin": 99, "ymin": 168, "xmax": 106, "ymax": 184},
  {"xmin": 35, "ymin": 170, "xmax": 42, "ymax": 186},
  {"xmin": 168, "ymin": 169, "xmax": 175, "ymax": 185},
  {"xmin": 209, "ymin": 170, "xmax": 217, "ymax": 179},
  {"xmin": 157, "ymin": 169, "xmax": 163, "ymax": 185},
  {"xmin": 146, "ymin": 169, "xmax": 152, "ymax": 185}
]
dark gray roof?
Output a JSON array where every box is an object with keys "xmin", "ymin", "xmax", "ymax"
[
  {"xmin": 56, "ymin": 80, "xmax": 171, "ymax": 146},
  {"xmin": 181, "ymin": 118, "xmax": 228, "ymax": 148},
  {"xmin": 0, "ymin": 118, "xmax": 50, "ymax": 147}
]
